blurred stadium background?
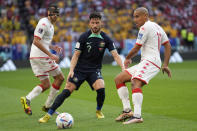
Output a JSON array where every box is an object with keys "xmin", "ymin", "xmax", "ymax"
[{"xmin": 0, "ymin": 0, "xmax": 197, "ymax": 69}]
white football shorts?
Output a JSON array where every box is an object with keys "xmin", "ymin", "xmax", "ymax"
[
  {"xmin": 125, "ymin": 60, "xmax": 160, "ymax": 84},
  {"xmin": 30, "ymin": 58, "xmax": 62, "ymax": 80}
]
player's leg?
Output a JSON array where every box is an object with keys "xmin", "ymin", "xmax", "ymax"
[
  {"xmin": 87, "ymin": 70, "xmax": 105, "ymax": 119},
  {"xmin": 39, "ymin": 82, "xmax": 76, "ymax": 123},
  {"xmin": 39, "ymin": 71, "xmax": 85, "ymax": 123},
  {"xmin": 123, "ymin": 60, "xmax": 160, "ymax": 124},
  {"xmin": 123, "ymin": 79, "xmax": 144, "ymax": 124},
  {"xmin": 43, "ymin": 70, "xmax": 65, "ymax": 111},
  {"xmin": 21, "ymin": 77, "xmax": 51, "ymax": 115},
  {"xmin": 48, "ymin": 82, "xmax": 76, "ymax": 115},
  {"xmin": 92, "ymin": 79, "xmax": 105, "ymax": 119},
  {"xmin": 114, "ymin": 71, "xmax": 133, "ymax": 121}
]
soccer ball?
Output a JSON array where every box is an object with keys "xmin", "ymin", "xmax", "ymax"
[{"xmin": 56, "ymin": 112, "xmax": 74, "ymax": 129}]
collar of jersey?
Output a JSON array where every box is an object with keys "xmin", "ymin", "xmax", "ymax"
[{"xmin": 88, "ymin": 33, "xmax": 104, "ymax": 39}]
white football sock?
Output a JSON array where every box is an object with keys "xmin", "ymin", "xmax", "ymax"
[
  {"xmin": 132, "ymin": 93, "xmax": 143, "ymax": 118},
  {"xmin": 117, "ymin": 86, "xmax": 131, "ymax": 112},
  {"xmin": 26, "ymin": 85, "xmax": 43, "ymax": 101},
  {"xmin": 44, "ymin": 87, "xmax": 59, "ymax": 108}
]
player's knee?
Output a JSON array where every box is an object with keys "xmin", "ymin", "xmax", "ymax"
[
  {"xmin": 93, "ymin": 80, "xmax": 105, "ymax": 90},
  {"xmin": 131, "ymin": 80, "xmax": 138, "ymax": 89},
  {"xmin": 55, "ymin": 74, "xmax": 65, "ymax": 83},
  {"xmin": 65, "ymin": 82, "xmax": 76, "ymax": 93},
  {"xmin": 114, "ymin": 74, "xmax": 123, "ymax": 85},
  {"xmin": 66, "ymin": 87, "xmax": 74, "ymax": 93},
  {"xmin": 59, "ymin": 75, "xmax": 65, "ymax": 82},
  {"xmin": 131, "ymin": 80, "xmax": 134, "ymax": 87},
  {"xmin": 45, "ymin": 83, "xmax": 51, "ymax": 89},
  {"xmin": 114, "ymin": 76, "xmax": 120, "ymax": 85},
  {"xmin": 131, "ymin": 79, "xmax": 144, "ymax": 89},
  {"xmin": 97, "ymin": 82, "xmax": 105, "ymax": 89}
]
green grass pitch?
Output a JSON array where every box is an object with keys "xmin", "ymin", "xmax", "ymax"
[{"xmin": 0, "ymin": 61, "xmax": 197, "ymax": 131}]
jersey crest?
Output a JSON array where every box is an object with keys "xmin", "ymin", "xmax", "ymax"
[
  {"xmin": 137, "ymin": 33, "xmax": 143, "ymax": 40},
  {"xmin": 99, "ymin": 42, "xmax": 105, "ymax": 47},
  {"xmin": 38, "ymin": 28, "xmax": 43, "ymax": 34},
  {"xmin": 99, "ymin": 42, "xmax": 105, "ymax": 52}
]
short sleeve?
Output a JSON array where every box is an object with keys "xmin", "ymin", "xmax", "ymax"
[
  {"xmin": 136, "ymin": 26, "xmax": 148, "ymax": 45},
  {"xmin": 161, "ymin": 29, "xmax": 169, "ymax": 45},
  {"xmin": 105, "ymin": 35, "xmax": 116, "ymax": 51},
  {"xmin": 34, "ymin": 22, "xmax": 47, "ymax": 39},
  {"xmin": 75, "ymin": 34, "xmax": 85, "ymax": 51}
]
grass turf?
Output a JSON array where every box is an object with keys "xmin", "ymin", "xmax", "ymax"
[{"xmin": 0, "ymin": 61, "xmax": 197, "ymax": 131}]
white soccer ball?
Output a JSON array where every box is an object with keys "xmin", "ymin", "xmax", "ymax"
[{"xmin": 56, "ymin": 112, "xmax": 74, "ymax": 129}]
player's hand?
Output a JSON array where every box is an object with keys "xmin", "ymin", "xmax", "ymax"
[
  {"xmin": 68, "ymin": 71, "xmax": 74, "ymax": 78},
  {"xmin": 162, "ymin": 66, "xmax": 171, "ymax": 78},
  {"xmin": 124, "ymin": 59, "xmax": 132, "ymax": 69},
  {"xmin": 49, "ymin": 54, "xmax": 59, "ymax": 63},
  {"xmin": 67, "ymin": 70, "xmax": 74, "ymax": 82},
  {"xmin": 53, "ymin": 45, "xmax": 62, "ymax": 54},
  {"xmin": 121, "ymin": 66, "xmax": 125, "ymax": 72}
]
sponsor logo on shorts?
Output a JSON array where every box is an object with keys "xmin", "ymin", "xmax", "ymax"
[{"xmin": 73, "ymin": 77, "xmax": 78, "ymax": 82}]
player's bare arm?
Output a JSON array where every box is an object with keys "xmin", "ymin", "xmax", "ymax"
[
  {"xmin": 110, "ymin": 50, "xmax": 125, "ymax": 71},
  {"xmin": 49, "ymin": 45, "xmax": 62, "ymax": 54},
  {"xmin": 124, "ymin": 44, "xmax": 141, "ymax": 68},
  {"xmin": 33, "ymin": 37, "xmax": 59, "ymax": 62},
  {"xmin": 67, "ymin": 50, "xmax": 81, "ymax": 80},
  {"xmin": 162, "ymin": 42, "xmax": 172, "ymax": 77}
]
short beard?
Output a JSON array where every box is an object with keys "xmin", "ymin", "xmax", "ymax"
[{"xmin": 91, "ymin": 28, "xmax": 100, "ymax": 34}]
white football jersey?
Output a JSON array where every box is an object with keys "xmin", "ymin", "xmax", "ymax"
[
  {"xmin": 30, "ymin": 17, "xmax": 54, "ymax": 58},
  {"xmin": 136, "ymin": 20, "xmax": 169, "ymax": 67}
]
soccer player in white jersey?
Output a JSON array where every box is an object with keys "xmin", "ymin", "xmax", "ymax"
[
  {"xmin": 114, "ymin": 7, "xmax": 172, "ymax": 124},
  {"xmin": 20, "ymin": 3, "xmax": 65, "ymax": 115}
]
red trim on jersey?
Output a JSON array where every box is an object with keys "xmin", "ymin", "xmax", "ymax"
[
  {"xmin": 132, "ymin": 88, "xmax": 142, "ymax": 94},
  {"xmin": 34, "ymin": 35, "xmax": 41, "ymax": 40},
  {"xmin": 138, "ymin": 74, "xmax": 142, "ymax": 78},
  {"xmin": 136, "ymin": 43, "xmax": 142, "ymax": 46},
  {"xmin": 42, "ymin": 23, "xmax": 46, "ymax": 26},
  {"xmin": 132, "ymin": 77, "xmax": 147, "ymax": 85},
  {"xmin": 30, "ymin": 57, "xmax": 50, "ymax": 59},
  {"xmin": 145, "ymin": 63, "xmax": 149, "ymax": 66},
  {"xmin": 162, "ymin": 40, "xmax": 169, "ymax": 45},
  {"xmin": 52, "ymin": 83, "xmax": 60, "ymax": 90},
  {"xmin": 140, "ymin": 70, "xmax": 145, "ymax": 74},
  {"xmin": 36, "ymin": 75, "xmax": 48, "ymax": 77},
  {"xmin": 44, "ymin": 66, "xmax": 58, "ymax": 73},
  {"xmin": 116, "ymin": 83, "xmax": 126, "ymax": 89},
  {"xmin": 125, "ymin": 70, "xmax": 132, "ymax": 77},
  {"xmin": 145, "ymin": 60, "xmax": 161, "ymax": 69}
]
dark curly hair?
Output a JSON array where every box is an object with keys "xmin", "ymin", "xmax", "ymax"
[{"xmin": 89, "ymin": 12, "xmax": 102, "ymax": 20}]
